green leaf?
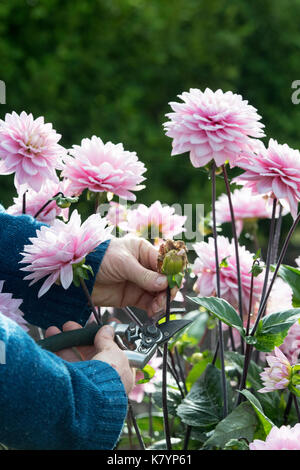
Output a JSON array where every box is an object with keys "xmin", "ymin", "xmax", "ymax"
[
  {"xmin": 168, "ymin": 310, "xmax": 208, "ymax": 351},
  {"xmin": 254, "ymin": 308, "xmax": 300, "ymax": 352},
  {"xmin": 153, "ymin": 379, "xmax": 182, "ymax": 417},
  {"xmin": 203, "ymin": 402, "xmax": 257, "ymax": 449},
  {"xmin": 225, "ymin": 351, "xmax": 263, "ymax": 391},
  {"xmin": 240, "ymin": 389, "xmax": 274, "ymax": 437},
  {"xmin": 188, "ymin": 296, "xmax": 244, "ymax": 335},
  {"xmin": 224, "ymin": 439, "xmax": 249, "ymax": 450},
  {"xmin": 176, "ymin": 364, "xmax": 233, "ymax": 429},
  {"xmin": 277, "ymin": 265, "xmax": 300, "ymax": 308},
  {"xmin": 185, "ymin": 353, "xmax": 213, "ymax": 391},
  {"xmin": 137, "ymin": 364, "xmax": 156, "ymax": 384}
]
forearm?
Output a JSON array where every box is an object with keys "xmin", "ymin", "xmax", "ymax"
[
  {"xmin": 0, "ymin": 314, "xmax": 127, "ymax": 450},
  {"xmin": 0, "ymin": 207, "xmax": 110, "ymax": 329}
]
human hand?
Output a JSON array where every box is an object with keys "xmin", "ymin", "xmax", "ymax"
[
  {"xmin": 45, "ymin": 322, "xmax": 134, "ymax": 394},
  {"xmin": 92, "ymin": 236, "xmax": 178, "ymax": 317}
]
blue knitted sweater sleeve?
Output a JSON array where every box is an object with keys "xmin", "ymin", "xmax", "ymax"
[
  {"xmin": 0, "ymin": 207, "xmax": 128, "ymax": 449},
  {"xmin": 0, "ymin": 314, "xmax": 128, "ymax": 450},
  {"xmin": 0, "ymin": 207, "xmax": 109, "ymax": 329}
]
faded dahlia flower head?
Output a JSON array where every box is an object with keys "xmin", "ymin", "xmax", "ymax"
[
  {"xmin": 258, "ymin": 347, "xmax": 292, "ymax": 393},
  {"xmin": 234, "ymin": 138, "xmax": 300, "ymax": 219},
  {"xmin": 62, "ymin": 136, "xmax": 146, "ymax": 201},
  {"xmin": 0, "ymin": 281, "xmax": 28, "ymax": 331},
  {"xmin": 250, "ymin": 424, "xmax": 300, "ymax": 450},
  {"xmin": 215, "ymin": 187, "xmax": 285, "ymax": 237},
  {"xmin": 20, "ymin": 209, "xmax": 113, "ymax": 297},
  {"xmin": 6, "ymin": 179, "xmax": 72, "ymax": 224},
  {"xmin": 124, "ymin": 201, "xmax": 186, "ymax": 240},
  {"xmin": 0, "ymin": 111, "xmax": 65, "ymax": 191},
  {"xmin": 163, "ymin": 88, "xmax": 264, "ymax": 168},
  {"xmin": 192, "ymin": 236, "xmax": 264, "ymax": 315}
]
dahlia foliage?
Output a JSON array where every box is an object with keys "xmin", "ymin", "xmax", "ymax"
[{"xmin": 1, "ymin": 86, "xmax": 300, "ymax": 452}]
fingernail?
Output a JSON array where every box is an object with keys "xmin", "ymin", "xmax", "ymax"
[
  {"xmin": 101, "ymin": 325, "xmax": 114, "ymax": 337},
  {"xmin": 155, "ymin": 275, "xmax": 167, "ymax": 287}
]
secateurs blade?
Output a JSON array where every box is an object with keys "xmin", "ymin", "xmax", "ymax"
[{"xmin": 37, "ymin": 318, "xmax": 192, "ymax": 369}]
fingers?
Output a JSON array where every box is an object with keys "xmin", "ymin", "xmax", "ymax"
[
  {"xmin": 125, "ymin": 256, "xmax": 168, "ymax": 293},
  {"xmin": 93, "ymin": 325, "xmax": 134, "ymax": 395},
  {"xmin": 45, "ymin": 326, "xmax": 61, "ymax": 337},
  {"xmin": 94, "ymin": 324, "xmax": 116, "ymax": 351}
]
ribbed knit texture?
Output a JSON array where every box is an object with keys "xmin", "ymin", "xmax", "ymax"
[{"xmin": 0, "ymin": 207, "xmax": 128, "ymax": 449}]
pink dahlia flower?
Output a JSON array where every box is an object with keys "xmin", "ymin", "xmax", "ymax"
[
  {"xmin": 62, "ymin": 136, "xmax": 146, "ymax": 201},
  {"xmin": 163, "ymin": 88, "xmax": 264, "ymax": 168},
  {"xmin": 0, "ymin": 281, "xmax": 28, "ymax": 331},
  {"xmin": 124, "ymin": 201, "xmax": 186, "ymax": 240},
  {"xmin": 215, "ymin": 187, "xmax": 285, "ymax": 237},
  {"xmin": 249, "ymin": 424, "xmax": 300, "ymax": 450},
  {"xmin": 193, "ymin": 236, "xmax": 264, "ymax": 316},
  {"xmin": 19, "ymin": 209, "xmax": 113, "ymax": 297},
  {"xmin": 6, "ymin": 179, "xmax": 72, "ymax": 224},
  {"xmin": 129, "ymin": 354, "xmax": 162, "ymax": 403},
  {"xmin": 296, "ymin": 256, "xmax": 300, "ymax": 268},
  {"xmin": 234, "ymin": 139, "xmax": 300, "ymax": 219},
  {"xmin": 106, "ymin": 202, "xmax": 128, "ymax": 229},
  {"xmin": 0, "ymin": 111, "xmax": 65, "ymax": 191},
  {"xmin": 258, "ymin": 347, "xmax": 292, "ymax": 393}
]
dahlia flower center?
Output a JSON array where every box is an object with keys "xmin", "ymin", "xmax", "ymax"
[{"xmin": 24, "ymin": 132, "xmax": 46, "ymax": 153}]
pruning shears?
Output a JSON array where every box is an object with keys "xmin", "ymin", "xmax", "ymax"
[{"xmin": 37, "ymin": 318, "xmax": 192, "ymax": 369}]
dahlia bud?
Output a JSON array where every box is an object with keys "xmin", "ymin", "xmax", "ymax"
[{"xmin": 157, "ymin": 240, "xmax": 188, "ymax": 288}]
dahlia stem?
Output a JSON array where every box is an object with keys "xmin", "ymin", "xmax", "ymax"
[
  {"xmin": 162, "ymin": 285, "xmax": 172, "ymax": 450},
  {"xmin": 212, "ymin": 162, "xmax": 228, "ymax": 418},
  {"xmin": 237, "ymin": 209, "xmax": 300, "ymax": 404},
  {"xmin": 174, "ymin": 345, "xmax": 188, "ymax": 395},
  {"xmin": 79, "ymin": 277, "xmax": 102, "ymax": 325},
  {"xmin": 22, "ymin": 190, "xmax": 28, "ymax": 214},
  {"xmin": 293, "ymin": 394, "xmax": 300, "ymax": 423},
  {"xmin": 33, "ymin": 192, "xmax": 64, "ymax": 219},
  {"xmin": 183, "ymin": 425, "xmax": 192, "ymax": 450},
  {"xmin": 251, "ymin": 209, "xmax": 300, "ymax": 336},
  {"xmin": 258, "ymin": 198, "xmax": 277, "ymax": 315},
  {"xmin": 270, "ymin": 203, "xmax": 283, "ymax": 265},
  {"xmin": 222, "ymin": 165, "xmax": 244, "ymax": 340},
  {"xmin": 284, "ymin": 392, "xmax": 293, "ymax": 425},
  {"xmin": 246, "ymin": 267, "xmax": 255, "ymax": 337},
  {"xmin": 128, "ymin": 400, "xmax": 145, "ymax": 450}
]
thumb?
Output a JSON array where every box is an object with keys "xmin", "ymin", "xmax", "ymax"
[
  {"xmin": 94, "ymin": 325, "xmax": 115, "ymax": 352},
  {"xmin": 126, "ymin": 258, "xmax": 168, "ymax": 292}
]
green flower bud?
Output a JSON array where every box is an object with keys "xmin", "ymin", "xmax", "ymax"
[{"xmin": 161, "ymin": 249, "xmax": 186, "ymax": 276}]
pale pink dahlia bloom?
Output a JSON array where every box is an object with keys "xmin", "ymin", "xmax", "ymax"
[
  {"xmin": 234, "ymin": 139, "xmax": 300, "ymax": 219},
  {"xmin": 193, "ymin": 236, "xmax": 264, "ymax": 315},
  {"xmin": 258, "ymin": 347, "xmax": 292, "ymax": 393},
  {"xmin": 215, "ymin": 187, "xmax": 285, "ymax": 237},
  {"xmin": 124, "ymin": 201, "xmax": 186, "ymax": 240},
  {"xmin": 249, "ymin": 424, "xmax": 300, "ymax": 450},
  {"xmin": 62, "ymin": 136, "xmax": 146, "ymax": 201},
  {"xmin": 106, "ymin": 202, "xmax": 128, "ymax": 229},
  {"xmin": 0, "ymin": 111, "xmax": 65, "ymax": 191},
  {"xmin": 0, "ymin": 281, "xmax": 28, "ymax": 331},
  {"xmin": 295, "ymin": 256, "xmax": 300, "ymax": 268},
  {"xmin": 6, "ymin": 179, "xmax": 72, "ymax": 224},
  {"xmin": 19, "ymin": 209, "xmax": 113, "ymax": 297},
  {"xmin": 129, "ymin": 354, "xmax": 162, "ymax": 403},
  {"xmin": 163, "ymin": 88, "xmax": 264, "ymax": 168}
]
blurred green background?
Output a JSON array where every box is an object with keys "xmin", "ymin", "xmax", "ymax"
[{"xmin": 1, "ymin": 0, "xmax": 300, "ymax": 257}]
